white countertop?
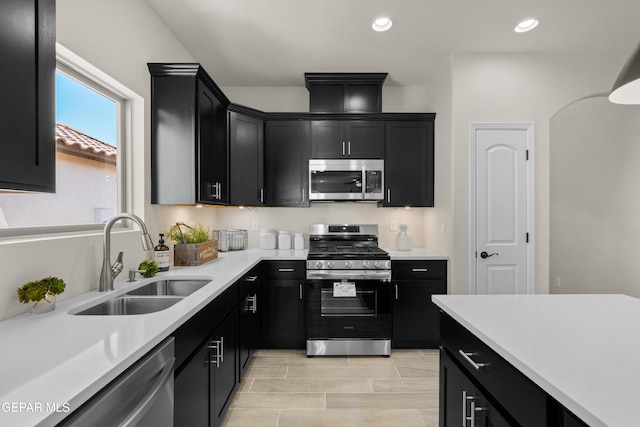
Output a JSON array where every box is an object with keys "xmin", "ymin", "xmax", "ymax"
[
  {"xmin": 433, "ymin": 294, "xmax": 640, "ymax": 427},
  {"xmin": 384, "ymin": 248, "xmax": 448, "ymax": 260},
  {"xmin": 0, "ymin": 247, "xmax": 444, "ymax": 426}
]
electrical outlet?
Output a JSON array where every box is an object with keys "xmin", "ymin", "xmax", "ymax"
[
  {"xmin": 390, "ymin": 221, "xmax": 398, "ymax": 231},
  {"xmin": 554, "ymin": 277, "xmax": 561, "ymax": 288},
  {"xmin": 251, "ymin": 220, "xmax": 259, "ymax": 231}
]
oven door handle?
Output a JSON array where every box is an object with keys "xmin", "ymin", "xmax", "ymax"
[{"xmin": 306, "ymin": 270, "xmax": 391, "ymax": 281}]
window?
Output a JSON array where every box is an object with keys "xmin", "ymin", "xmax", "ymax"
[{"xmin": 0, "ymin": 45, "xmax": 141, "ymax": 236}]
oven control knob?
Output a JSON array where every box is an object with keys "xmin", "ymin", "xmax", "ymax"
[
  {"xmin": 362, "ymin": 261, "xmax": 370, "ymax": 269},
  {"xmin": 327, "ymin": 261, "xmax": 334, "ymax": 269},
  {"xmin": 344, "ymin": 261, "xmax": 352, "ymax": 269},
  {"xmin": 374, "ymin": 261, "xmax": 390, "ymax": 269},
  {"xmin": 315, "ymin": 261, "xmax": 324, "ymax": 269}
]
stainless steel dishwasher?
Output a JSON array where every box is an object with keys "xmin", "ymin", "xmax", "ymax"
[{"xmin": 58, "ymin": 337, "xmax": 175, "ymax": 427}]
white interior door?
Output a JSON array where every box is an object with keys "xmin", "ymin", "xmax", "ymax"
[{"xmin": 470, "ymin": 124, "xmax": 534, "ymax": 294}]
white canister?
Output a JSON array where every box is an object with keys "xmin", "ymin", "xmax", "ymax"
[
  {"xmin": 294, "ymin": 232, "xmax": 304, "ymax": 250},
  {"xmin": 278, "ymin": 230, "xmax": 291, "ymax": 250},
  {"xmin": 260, "ymin": 229, "xmax": 277, "ymax": 250}
]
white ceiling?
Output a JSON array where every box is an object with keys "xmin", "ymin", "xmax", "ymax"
[{"xmin": 145, "ymin": 0, "xmax": 640, "ymax": 87}]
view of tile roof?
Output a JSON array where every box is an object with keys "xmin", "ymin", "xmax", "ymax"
[{"xmin": 56, "ymin": 122, "xmax": 116, "ymax": 158}]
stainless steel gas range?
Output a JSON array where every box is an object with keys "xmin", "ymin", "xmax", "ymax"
[{"xmin": 306, "ymin": 224, "xmax": 392, "ymax": 356}]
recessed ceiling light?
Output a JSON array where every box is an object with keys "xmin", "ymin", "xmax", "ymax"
[
  {"xmin": 372, "ymin": 17, "xmax": 393, "ymax": 32},
  {"xmin": 515, "ymin": 18, "xmax": 539, "ymax": 33}
]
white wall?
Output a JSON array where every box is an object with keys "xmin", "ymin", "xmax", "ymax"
[
  {"xmin": 449, "ymin": 53, "xmax": 624, "ymax": 295},
  {"xmin": 550, "ymin": 97, "xmax": 640, "ymax": 296}
]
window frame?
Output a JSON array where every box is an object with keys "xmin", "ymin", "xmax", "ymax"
[{"xmin": 0, "ymin": 44, "xmax": 144, "ymax": 239}]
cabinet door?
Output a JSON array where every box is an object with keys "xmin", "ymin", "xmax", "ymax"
[
  {"xmin": 392, "ymin": 280, "xmax": 445, "ymax": 348},
  {"xmin": 0, "ymin": 0, "xmax": 55, "ymax": 192},
  {"xmin": 260, "ymin": 279, "xmax": 305, "ymax": 348},
  {"xmin": 229, "ymin": 111, "xmax": 264, "ymax": 206},
  {"xmin": 310, "ymin": 120, "xmax": 344, "ymax": 158},
  {"xmin": 198, "ymin": 80, "xmax": 228, "ymax": 204},
  {"xmin": 174, "ymin": 342, "xmax": 210, "ymax": 427},
  {"xmin": 345, "ymin": 121, "xmax": 384, "ymax": 158},
  {"xmin": 210, "ymin": 309, "xmax": 239, "ymax": 427},
  {"xmin": 239, "ymin": 279, "xmax": 260, "ymax": 379},
  {"xmin": 311, "ymin": 121, "xmax": 383, "ymax": 158},
  {"xmin": 265, "ymin": 120, "xmax": 309, "ymax": 206},
  {"xmin": 384, "ymin": 120, "xmax": 434, "ymax": 207}
]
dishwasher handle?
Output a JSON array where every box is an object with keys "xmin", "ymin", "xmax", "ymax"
[{"xmin": 120, "ymin": 357, "xmax": 175, "ymax": 427}]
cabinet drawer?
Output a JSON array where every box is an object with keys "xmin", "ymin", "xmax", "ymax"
[
  {"xmin": 440, "ymin": 313, "xmax": 548, "ymax": 427},
  {"xmin": 238, "ymin": 266, "xmax": 260, "ymax": 298},
  {"xmin": 392, "ymin": 260, "xmax": 446, "ymax": 279},
  {"xmin": 264, "ymin": 261, "xmax": 306, "ymax": 279}
]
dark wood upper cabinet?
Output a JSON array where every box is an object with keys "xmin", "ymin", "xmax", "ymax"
[
  {"xmin": 305, "ymin": 73, "xmax": 387, "ymax": 113},
  {"xmin": 229, "ymin": 106, "xmax": 264, "ymax": 206},
  {"xmin": 383, "ymin": 119, "xmax": 435, "ymax": 207},
  {"xmin": 0, "ymin": 0, "xmax": 56, "ymax": 193},
  {"xmin": 264, "ymin": 120, "xmax": 309, "ymax": 207},
  {"xmin": 148, "ymin": 64, "xmax": 230, "ymax": 205},
  {"xmin": 310, "ymin": 120, "xmax": 383, "ymax": 159}
]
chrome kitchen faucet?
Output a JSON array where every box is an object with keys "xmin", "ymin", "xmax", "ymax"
[{"xmin": 99, "ymin": 213, "xmax": 154, "ymax": 292}]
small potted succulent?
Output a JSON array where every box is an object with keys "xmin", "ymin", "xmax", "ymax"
[
  {"xmin": 167, "ymin": 222, "xmax": 218, "ymax": 266},
  {"xmin": 17, "ymin": 276, "xmax": 66, "ymax": 314}
]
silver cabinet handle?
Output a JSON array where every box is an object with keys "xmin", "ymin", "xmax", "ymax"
[
  {"xmin": 342, "ymin": 141, "xmax": 346, "ymax": 156},
  {"xmin": 299, "ymin": 284, "xmax": 303, "ymax": 300},
  {"xmin": 458, "ymin": 350, "xmax": 487, "ymax": 370},
  {"xmin": 260, "ymin": 188, "xmax": 264, "ymax": 203},
  {"xmin": 245, "ymin": 276, "xmax": 258, "ymax": 282},
  {"xmin": 220, "ymin": 336, "xmax": 224, "ymax": 363},
  {"xmin": 412, "ymin": 268, "xmax": 428, "ymax": 272},
  {"xmin": 387, "ymin": 189, "xmax": 391, "ymax": 203},
  {"xmin": 279, "ymin": 268, "xmax": 294, "ymax": 272},
  {"xmin": 209, "ymin": 340, "xmax": 222, "ymax": 367},
  {"xmin": 302, "ymin": 188, "xmax": 306, "ymax": 202},
  {"xmin": 121, "ymin": 357, "xmax": 175, "ymax": 427},
  {"xmin": 248, "ymin": 295, "xmax": 257, "ymax": 313},
  {"xmin": 348, "ymin": 141, "xmax": 351, "ymax": 156},
  {"xmin": 395, "ymin": 284, "xmax": 398, "ymax": 300},
  {"xmin": 470, "ymin": 399, "xmax": 476, "ymax": 427}
]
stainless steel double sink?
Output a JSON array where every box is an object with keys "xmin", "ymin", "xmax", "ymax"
[{"xmin": 73, "ymin": 279, "xmax": 211, "ymax": 315}]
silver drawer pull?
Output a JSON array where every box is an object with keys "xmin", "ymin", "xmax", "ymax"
[
  {"xmin": 245, "ymin": 275, "xmax": 258, "ymax": 282},
  {"xmin": 412, "ymin": 268, "xmax": 428, "ymax": 272},
  {"xmin": 458, "ymin": 350, "xmax": 487, "ymax": 370},
  {"xmin": 278, "ymin": 268, "xmax": 294, "ymax": 272}
]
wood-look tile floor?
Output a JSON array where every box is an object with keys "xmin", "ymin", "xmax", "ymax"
[{"xmin": 221, "ymin": 349, "xmax": 440, "ymax": 427}]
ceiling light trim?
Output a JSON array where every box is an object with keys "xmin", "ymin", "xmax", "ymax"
[
  {"xmin": 515, "ymin": 18, "xmax": 539, "ymax": 33},
  {"xmin": 372, "ymin": 17, "xmax": 393, "ymax": 32}
]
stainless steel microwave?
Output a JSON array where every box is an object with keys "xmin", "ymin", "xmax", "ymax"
[{"xmin": 309, "ymin": 159, "xmax": 384, "ymax": 201}]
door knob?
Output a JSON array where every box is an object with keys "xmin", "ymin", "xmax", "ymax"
[{"xmin": 480, "ymin": 251, "xmax": 498, "ymax": 259}]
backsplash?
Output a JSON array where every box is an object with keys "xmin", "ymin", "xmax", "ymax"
[{"xmin": 215, "ymin": 203, "xmax": 427, "ymax": 249}]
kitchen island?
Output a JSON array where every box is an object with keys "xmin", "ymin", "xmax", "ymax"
[{"xmin": 433, "ymin": 294, "xmax": 638, "ymax": 427}]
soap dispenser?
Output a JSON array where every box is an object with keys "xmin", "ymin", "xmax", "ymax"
[{"xmin": 154, "ymin": 233, "xmax": 170, "ymax": 272}]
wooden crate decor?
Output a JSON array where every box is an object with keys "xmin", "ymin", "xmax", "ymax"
[{"xmin": 174, "ymin": 240, "xmax": 218, "ymax": 266}]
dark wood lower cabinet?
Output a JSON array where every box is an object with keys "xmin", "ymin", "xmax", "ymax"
[
  {"xmin": 260, "ymin": 261, "xmax": 306, "ymax": 348},
  {"xmin": 174, "ymin": 342, "xmax": 209, "ymax": 427},
  {"xmin": 210, "ymin": 308, "xmax": 239, "ymax": 427},
  {"xmin": 392, "ymin": 260, "xmax": 447, "ymax": 349}
]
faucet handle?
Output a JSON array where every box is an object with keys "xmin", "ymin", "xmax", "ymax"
[{"xmin": 111, "ymin": 251, "xmax": 124, "ymax": 278}]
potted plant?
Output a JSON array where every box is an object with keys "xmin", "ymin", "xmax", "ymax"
[
  {"xmin": 167, "ymin": 222, "xmax": 218, "ymax": 266},
  {"xmin": 17, "ymin": 276, "xmax": 66, "ymax": 314}
]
